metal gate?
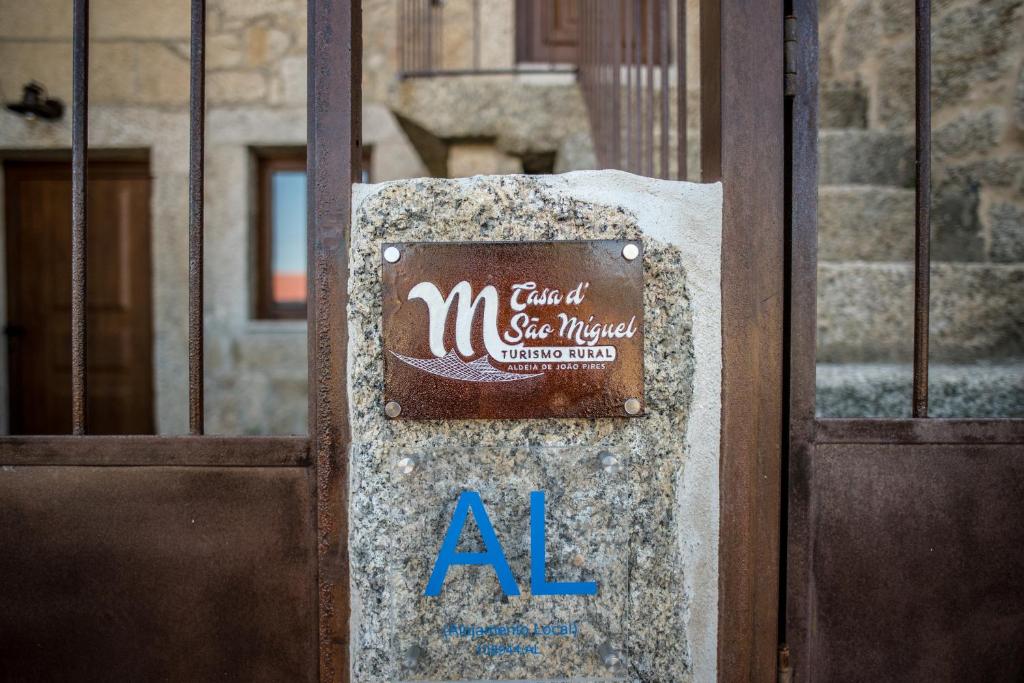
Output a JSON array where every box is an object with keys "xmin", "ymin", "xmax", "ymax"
[
  {"xmin": 5, "ymin": 0, "xmax": 1019, "ymax": 678},
  {"xmin": 0, "ymin": 0, "xmax": 790, "ymax": 678},
  {"xmin": 0, "ymin": 0, "xmax": 358, "ymax": 680},
  {"xmin": 784, "ymin": 0, "xmax": 1024, "ymax": 680}
]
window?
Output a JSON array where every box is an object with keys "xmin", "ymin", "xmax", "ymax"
[{"xmin": 254, "ymin": 148, "xmax": 371, "ymax": 319}]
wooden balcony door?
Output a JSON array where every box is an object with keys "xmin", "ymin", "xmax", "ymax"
[{"xmin": 516, "ymin": 0, "xmax": 580, "ymax": 63}]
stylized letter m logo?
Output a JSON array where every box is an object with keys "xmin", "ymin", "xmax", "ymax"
[{"xmin": 408, "ymin": 281, "xmax": 511, "ymax": 360}]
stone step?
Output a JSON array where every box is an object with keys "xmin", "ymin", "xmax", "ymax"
[
  {"xmin": 819, "ymin": 129, "xmax": 915, "ymax": 188},
  {"xmin": 818, "ymin": 186, "xmax": 915, "ymax": 261},
  {"xmin": 816, "ymin": 362, "xmax": 1024, "ymax": 418},
  {"xmin": 819, "ymin": 83, "xmax": 869, "ymax": 129},
  {"xmin": 817, "ymin": 262, "xmax": 1024, "ymax": 362}
]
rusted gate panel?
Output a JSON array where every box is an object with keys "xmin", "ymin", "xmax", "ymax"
[
  {"xmin": 0, "ymin": 462, "xmax": 317, "ymax": 681},
  {"xmin": 703, "ymin": 0, "xmax": 786, "ymax": 679},
  {"xmin": 807, "ymin": 442, "xmax": 1024, "ymax": 681},
  {"xmin": 1, "ymin": 0, "xmax": 357, "ymax": 680},
  {"xmin": 784, "ymin": 0, "xmax": 1024, "ymax": 679}
]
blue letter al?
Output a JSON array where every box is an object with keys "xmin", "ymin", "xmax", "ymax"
[
  {"xmin": 530, "ymin": 491, "xmax": 598, "ymax": 596},
  {"xmin": 424, "ymin": 491, "xmax": 520, "ymax": 597}
]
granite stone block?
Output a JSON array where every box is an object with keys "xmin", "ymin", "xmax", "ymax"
[{"xmin": 347, "ymin": 172, "xmax": 723, "ymax": 682}]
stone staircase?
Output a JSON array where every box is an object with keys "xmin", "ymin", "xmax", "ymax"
[{"xmin": 816, "ymin": 126, "xmax": 1024, "ymax": 417}]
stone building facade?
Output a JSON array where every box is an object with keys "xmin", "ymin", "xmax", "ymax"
[
  {"xmin": 815, "ymin": 0, "xmax": 1024, "ymax": 416},
  {"xmin": 0, "ymin": 0, "xmax": 1021, "ymax": 434},
  {"xmin": 0, "ymin": 0, "xmax": 593, "ymax": 434}
]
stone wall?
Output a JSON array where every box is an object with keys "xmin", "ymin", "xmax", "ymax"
[
  {"xmin": 814, "ymin": 0, "xmax": 1024, "ymax": 418},
  {"xmin": 820, "ymin": 0, "xmax": 1024, "ymax": 262}
]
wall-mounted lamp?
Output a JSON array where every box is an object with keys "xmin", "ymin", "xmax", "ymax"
[{"xmin": 5, "ymin": 82, "xmax": 64, "ymax": 121}]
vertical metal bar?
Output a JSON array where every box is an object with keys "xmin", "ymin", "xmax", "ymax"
[
  {"xmin": 436, "ymin": 1, "xmax": 444, "ymax": 71},
  {"xmin": 645, "ymin": 0, "xmax": 655, "ymax": 177},
  {"xmin": 624, "ymin": 0, "xmax": 634, "ymax": 171},
  {"xmin": 611, "ymin": 0, "xmax": 622, "ymax": 168},
  {"xmin": 589, "ymin": 0, "xmax": 598, "ymax": 157},
  {"xmin": 598, "ymin": 0, "xmax": 602, "ymax": 167},
  {"xmin": 593, "ymin": 0, "xmax": 602, "ymax": 166},
  {"xmin": 188, "ymin": 0, "xmax": 206, "ymax": 435},
  {"xmin": 71, "ymin": 0, "xmax": 89, "ymax": 435},
  {"xmin": 582, "ymin": 0, "xmax": 589, "ymax": 146},
  {"xmin": 701, "ymin": 0, "xmax": 786, "ymax": 675},
  {"xmin": 677, "ymin": 0, "xmax": 687, "ymax": 179},
  {"xmin": 784, "ymin": 1, "xmax": 821, "ymax": 675},
  {"xmin": 425, "ymin": 0, "xmax": 433, "ymax": 71},
  {"xmin": 419, "ymin": 0, "xmax": 424, "ymax": 72},
  {"xmin": 412, "ymin": 0, "xmax": 419, "ymax": 71},
  {"xmin": 913, "ymin": 0, "xmax": 931, "ymax": 417},
  {"xmin": 309, "ymin": 0, "xmax": 358, "ymax": 678},
  {"xmin": 633, "ymin": 0, "xmax": 642, "ymax": 173},
  {"xmin": 659, "ymin": 0, "xmax": 670, "ymax": 178},
  {"xmin": 398, "ymin": 0, "xmax": 406, "ymax": 74}
]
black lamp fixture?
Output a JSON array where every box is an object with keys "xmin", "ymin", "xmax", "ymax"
[{"xmin": 5, "ymin": 82, "xmax": 64, "ymax": 121}]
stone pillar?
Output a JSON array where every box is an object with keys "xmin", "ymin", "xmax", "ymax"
[{"xmin": 347, "ymin": 171, "xmax": 722, "ymax": 681}]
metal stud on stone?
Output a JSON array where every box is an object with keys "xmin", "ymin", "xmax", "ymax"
[
  {"xmin": 384, "ymin": 400, "xmax": 402, "ymax": 418},
  {"xmin": 403, "ymin": 644, "xmax": 424, "ymax": 669},
  {"xmin": 598, "ymin": 641, "xmax": 622, "ymax": 667},
  {"xmin": 599, "ymin": 450, "xmax": 623, "ymax": 474},
  {"xmin": 396, "ymin": 456, "xmax": 417, "ymax": 475},
  {"xmin": 624, "ymin": 398, "xmax": 642, "ymax": 415},
  {"xmin": 383, "ymin": 246, "xmax": 401, "ymax": 263},
  {"xmin": 622, "ymin": 242, "xmax": 640, "ymax": 260}
]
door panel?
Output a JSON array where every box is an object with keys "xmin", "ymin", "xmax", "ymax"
[
  {"xmin": 799, "ymin": 443, "xmax": 1024, "ymax": 681},
  {"xmin": 784, "ymin": 0, "xmax": 1024, "ymax": 678},
  {"xmin": 0, "ymin": 465, "xmax": 317, "ymax": 681},
  {"xmin": 516, "ymin": 0, "xmax": 579, "ymax": 63},
  {"xmin": 4, "ymin": 160, "xmax": 154, "ymax": 434}
]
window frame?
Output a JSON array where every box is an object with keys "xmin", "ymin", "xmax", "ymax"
[
  {"xmin": 253, "ymin": 146, "xmax": 371, "ymax": 320},
  {"xmin": 255, "ymin": 152, "xmax": 308, "ymax": 320}
]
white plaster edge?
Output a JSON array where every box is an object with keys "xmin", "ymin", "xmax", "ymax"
[
  {"xmin": 350, "ymin": 172, "xmax": 724, "ymax": 681},
  {"xmin": 540, "ymin": 171, "xmax": 723, "ymax": 683}
]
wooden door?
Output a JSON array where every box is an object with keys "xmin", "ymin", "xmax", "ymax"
[
  {"xmin": 4, "ymin": 159, "xmax": 154, "ymax": 434},
  {"xmin": 516, "ymin": 0, "xmax": 579, "ymax": 63}
]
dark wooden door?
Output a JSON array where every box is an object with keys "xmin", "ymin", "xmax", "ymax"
[
  {"xmin": 516, "ymin": 0, "xmax": 579, "ymax": 63},
  {"xmin": 4, "ymin": 159, "xmax": 154, "ymax": 434}
]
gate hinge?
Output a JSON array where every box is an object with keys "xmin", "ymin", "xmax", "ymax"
[
  {"xmin": 784, "ymin": 15, "xmax": 798, "ymax": 97},
  {"xmin": 778, "ymin": 644, "xmax": 792, "ymax": 683}
]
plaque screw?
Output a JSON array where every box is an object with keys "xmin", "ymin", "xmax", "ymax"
[
  {"xmin": 384, "ymin": 246, "xmax": 401, "ymax": 263},
  {"xmin": 385, "ymin": 400, "xmax": 402, "ymax": 418},
  {"xmin": 403, "ymin": 644, "xmax": 424, "ymax": 669},
  {"xmin": 624, "ymin": 398, "xmax": 642, "ymax": 415},
  {"xmin": 599, "ymin": 641, "xmax": 623, "ymax": 667},
  {"xmin": 598, "ymin": 450, "xmax": 623, "ymax": 474},
  {"xmin": 621, "ymin": 242, "xmax": 640, "ymax": 261},
  {"xmin": 396, "ymin": 456, "xmax": 417, "ymax": 475}
]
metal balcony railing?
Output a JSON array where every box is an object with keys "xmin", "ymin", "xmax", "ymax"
[
  {"xmin": 397, "ymin": 0, "xmax": 578, "ymax": 78},
  {"xmin": 578, "ymin": 0, "xmax": 690, "ymax": 179}
]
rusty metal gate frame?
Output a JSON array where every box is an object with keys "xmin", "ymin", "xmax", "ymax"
[
  {"xmin": 0, "ymin": 0, "xmax": 357, "ymax": 680},
  {"xmin": 783, "ymin": 0, "xmax": 1024, "ymax": 679},
  {"xmin": 0, "ymin": 0, "xmax": 793, "ymax": 679}
]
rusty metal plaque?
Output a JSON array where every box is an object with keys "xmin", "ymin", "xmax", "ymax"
[{"xmin": 382, "ymin": 240, "xmax": 644, "ymax": 419}]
